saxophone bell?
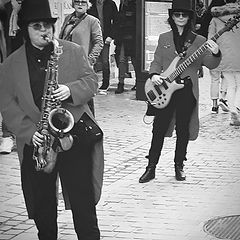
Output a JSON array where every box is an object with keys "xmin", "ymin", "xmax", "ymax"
[{"xmin": 48, "ymin": 108, "xmax": 74, "ymax": 137}]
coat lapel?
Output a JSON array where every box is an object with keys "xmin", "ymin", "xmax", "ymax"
[{"xmin": 14, "ymin": 46, "xmax": 40, "ymax": 123}]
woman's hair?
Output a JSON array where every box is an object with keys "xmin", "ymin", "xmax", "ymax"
[{"xmin": 72, "ymin": 0, "xmax": 92, "ymax": 10}]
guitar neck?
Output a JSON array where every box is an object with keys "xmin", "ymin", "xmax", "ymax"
[{"xmin": 168, "ymin": 29, "xmax": 225, "ymax": 82}]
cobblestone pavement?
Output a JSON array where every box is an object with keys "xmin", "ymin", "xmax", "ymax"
[{"xmin": 0, "ymin": 68, "xmax": 240, "ymax": 240}]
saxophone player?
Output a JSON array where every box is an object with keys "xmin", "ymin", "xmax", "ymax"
[{"xmin": 0, "ymin": 0, "xmax": 104, "ymax": 239}]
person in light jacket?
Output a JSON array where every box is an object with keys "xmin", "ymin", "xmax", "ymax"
[
  {"xmin": 0, "ymin": 0, "xmax": 104, "ymax": 239},
  {"xmin": 59, "ymin": 0, "xmax": 104, "ymax": 116},
  {"xmin": 208, "ymin": 0, "xmax": 240, "ymax": 125},
  {"xmin": 139, "ymin": 0, "xmax": 221, "ymax": 183}
]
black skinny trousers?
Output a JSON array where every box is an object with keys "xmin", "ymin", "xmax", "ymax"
[
  {"xmin": 21, "ymin": 122, "xmax": 100, "ymax": 240},
  {"xmin": 148, "ymin": 83, "xmax": 197, "ymax": 167}
]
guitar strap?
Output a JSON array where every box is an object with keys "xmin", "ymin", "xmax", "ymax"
[{"xmin": 179, "ymin": 31, "xmax": 197, "ymax": 58}]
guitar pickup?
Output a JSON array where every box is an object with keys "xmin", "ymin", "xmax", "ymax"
[
  {"xmin": 154, "ymin": 84, "xmax": 162, "ymax": 95},
  {"xmin": 147, "ymin": 90, "xmax": 156, "ymax": 101},
  {"xmin": 162, "ymin": 81, "xmax": 168, "ymax": 90}
]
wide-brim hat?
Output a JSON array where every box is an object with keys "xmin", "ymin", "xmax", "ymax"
[
  {"xmin": 18, "ymin": 0, "xmax": 57, "ymax": 28},
  {"xmin": 168, "ymin": 0, "xmax": 194, "ymax": 16}
]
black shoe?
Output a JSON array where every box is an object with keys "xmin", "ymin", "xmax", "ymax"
[
  {"xmin": 175, "ymin": 164, "xmax": 186, "ymax": 181},
  {"xmin": 115, "ymin": 83, "xmax": 124, "ymax": 94},
  {"xmin": 139, "ymin": 166, "xmax": 155, "ymax": 183},
  {"xmin": 211, "ymin": 106, "xmax": 219, "ymax": 114},
  {"xmin": 99, "ymin": 82, "xmax": 109, "ymax": 91},
  {"xmin": 131, "ymin": 84, "xmax": 136, "ymax": 91}
]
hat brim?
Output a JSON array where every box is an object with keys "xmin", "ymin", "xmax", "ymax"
[
  {"xmin": 169, "ymin": 9, "xmax": 194, "ymax": 16},
  {"xmin": 27, "ymin": 18, "xmax": 57, "ymax": 24},
  {"xmin": 18, "ymin": 17, "xmax": 57, "ymax": 28}
]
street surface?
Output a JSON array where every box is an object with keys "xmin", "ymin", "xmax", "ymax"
[{"xmin": 0, "ymin": 67, "xmax": 240, "ymax": 240}]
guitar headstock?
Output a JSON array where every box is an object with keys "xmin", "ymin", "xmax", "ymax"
[{"xmin": 224, "ymin": 14, "xmax": 240, "ymax": 32}]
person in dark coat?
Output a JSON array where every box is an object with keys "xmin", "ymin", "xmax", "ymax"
[
  {"xmin": 197, "ymin": 0, "xmax": 226, "ymax": 38},
  {"xmin": 88, "ymin": 0, "xmax": 118, "ymax": 93},
  {"xmin": 0, "ymin": 0, "xmax": 104, "ymax": 239},
  {"xmin": 114, "ymin": 0, "xmax": 137, "ymax": 94},
  {"xmin": 139, "ymin": 0, "xmax": 221, "ymax": 183}
]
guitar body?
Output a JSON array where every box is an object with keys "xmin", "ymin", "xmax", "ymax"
[{"xmin": 145, "ymin": 56, "xmax": 185, "ymax": 109}]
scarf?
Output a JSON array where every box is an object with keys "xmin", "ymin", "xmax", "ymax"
[
  {"xmin": 211, "ymin": 3, "xmax": 240, "ymax": 17},
  {"xmin": 9, "ymin": 0, "xmax": 21, "ymax": 37}
]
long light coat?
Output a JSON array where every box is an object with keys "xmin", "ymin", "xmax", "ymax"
[
  {"xmin": 0, "ymin": 39, "xmax": 104, "ymax": 217},
  {"xmin": 208, "ymin": 3, "xmax": 240, "ymax": 72},
  {"xmin": 149, "ymin": 30, "xmax": 221, "ymax": 140},
  {"xmin": 59, "ymin": 13, "xmax": 103, "ymax": 64}
]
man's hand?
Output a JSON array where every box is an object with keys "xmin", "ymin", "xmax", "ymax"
[
  {"xmin": 32, "ymin": 131, "xmax": 44, "ymax": 147},
  {"xmin": 206, "ymin": 40, "xmax": 219, "ymax": 55},
  {"xmin": 105, "ymin": 37, "xmax": 113, "ymax": 45},
  {"xmin": 52, "ymin": 84, "xmax": 71, "ymax": 101},
  {"xmin": 151, "ymin": 75, "xmax": 164, "ymax": 85}
]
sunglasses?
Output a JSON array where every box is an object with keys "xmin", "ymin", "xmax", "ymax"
[
  {"xmin": 28, "ymin": 22, "xmax": 53, "ymax": 31},
  {"xmin": 172, "ymin": 12, "xmax": 189, "ymax": 18},
  {"xmin": 74, "ymin": 1, "xmax": 88, "ymax": 5}
]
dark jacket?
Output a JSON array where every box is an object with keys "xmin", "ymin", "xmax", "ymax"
[
  {"xmin": 0, "ymin": 40, "xmax": 104, "ymax": 217},
  {"xmin": 87, "ymin": 0, "xmax": 118, "ymax": 40},
  {"xmin": 115, "ymin": 0, "xmax": 136, "ymax": 57}
]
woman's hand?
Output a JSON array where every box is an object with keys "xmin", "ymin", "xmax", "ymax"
[
  {"xmin": 206, "ymin": 40, "xmax": 219, "ymax": 55},
  {"xmin": 32, "ymin": 131, "xmax": 44, "ymax": 147},
  {"xmin": 53, "ymin": 84, "xmax": 71, "ymax": 101},
  {"xmin": 151, "ymin": 75, "xmax": 164, "ymax": 85},
  {"xmin": 105, "ymin": 37, "xmax": 113, "ymax": 45}
]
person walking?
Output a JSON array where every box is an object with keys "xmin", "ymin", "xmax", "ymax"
[
  {"xmin": 87, "ymin": 0, "xmax": 118, "ymax": 94},
  {"xmin": 139, "ymin": 0, "xmax": 221, "ymax": 183},
  {"xmin": 114, "ymin": 0, "xmax": 137, "ymax": 94},
  {"xmin": 209, "ymin": 70, "xmax": 229, "ymax": 113},
  {"xmin": 208, "ymin": 0, "xmax": 240, "ymax": 125},
  {"xmin": 0, "ymin": 0, "xmax": 104, "ymax": 239},
  {"xmin": 59, "ymin": 0, "xmax": 104, "ymax": 115}
]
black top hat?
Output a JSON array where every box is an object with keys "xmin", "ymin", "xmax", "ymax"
[
  {"xmin": 18, "ymin": 0, "xmax": 57, "ymax": 28},
  {"xmin": 169, "ymin": 0, "xmax": 194, "ymax": 16}
]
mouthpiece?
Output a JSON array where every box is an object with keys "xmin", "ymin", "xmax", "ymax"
[{"xmin": 42, "ymin": 35, "xmax": 51, "ymax": 42}]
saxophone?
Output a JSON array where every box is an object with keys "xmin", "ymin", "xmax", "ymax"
[{"xmin": 32, "ymin": 36, "xmax": 74, "ymax": 173}]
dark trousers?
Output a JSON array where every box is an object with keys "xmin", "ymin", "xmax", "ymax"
[
  {"xmin": 21, "ymin": 121, "xmax": 100, "ymax": 240},
  {"xmin": 98, "ymin": 43, "xmax": 110, "ymax": 84},
  {"xmin": 148, "ymin": 82, "xmax": 196, "ymax": 167}
]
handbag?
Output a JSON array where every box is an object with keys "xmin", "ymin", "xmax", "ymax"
[{"xmin": 75, "ymin": 113, "xmax": 103, "ymax": 145}]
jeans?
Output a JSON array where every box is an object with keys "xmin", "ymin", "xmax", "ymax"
[
  {"xmin": 98, "ymin": 43, "xmax": 110, "ymax": 85},
  {"xmin": 148, "ymin": 82, "xmax": 196, "ymax": 167},
  {"xmin": 222, "ymin": 71, "xmax": 240, "ymax": 112},
  {"xmin": 210, "ymin": 70, "xmax": 227, "ymax": 100}
]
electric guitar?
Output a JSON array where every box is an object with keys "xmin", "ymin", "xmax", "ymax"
[{"xmin": 145, "ymin": 14, "xmax": 240, "ymax": 109}]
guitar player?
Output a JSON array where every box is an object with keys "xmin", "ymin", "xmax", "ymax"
[{"xmin": 139, "ymin": 0, "xmax": 221, "ymax": 183}]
